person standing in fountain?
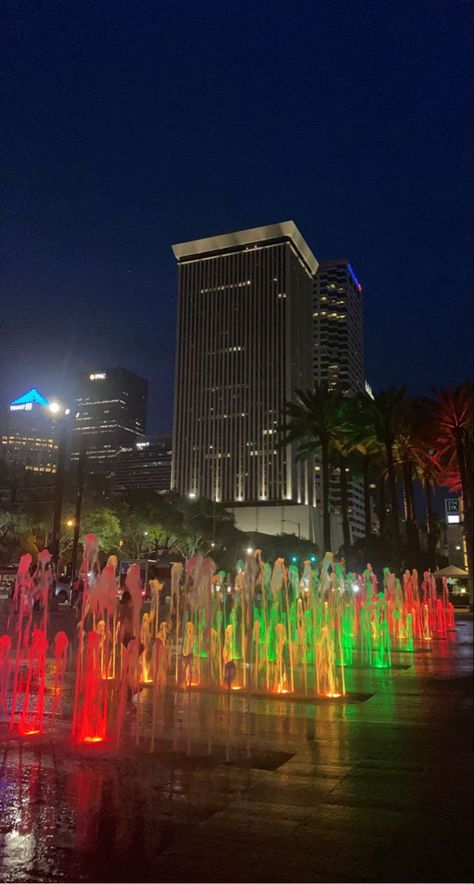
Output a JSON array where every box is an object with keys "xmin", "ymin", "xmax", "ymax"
[{"xmin": 119, "ymin": 589, "xmax": 134, "ymax": 648}]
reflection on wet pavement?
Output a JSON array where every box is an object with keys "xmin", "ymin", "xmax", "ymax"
[{"xmin": 0, "ymin": 616, "xmax": 472, "ymax": 882}]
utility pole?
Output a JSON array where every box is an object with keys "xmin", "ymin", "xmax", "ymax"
[
  {"xmin": 70, "ymin": 445, "xmax": 87, "ymax": 585},
  {"xmin": 49, "ymin": 419, "xmax": 68, "ymax": 573}
]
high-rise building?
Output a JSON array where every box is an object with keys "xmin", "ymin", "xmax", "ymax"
[
  {"xmin": 111, "ymin": 435, "xmax": 172, "ymax": 494},
  {"xmin": 172, "ymin": 221, "xmax": 318, "ymax": 538},
  {"xmin": 1, "ymin": 388, "xmax": 59, "ymax": 474},
  {"xmin": 72, "ymin": 368, "xmax": 148, "ymax": 467},
  {"xmin": 313, "ymin": 260, "xmax": 364, "ymax": 392},
  {"xmin": 313, "ymin": 260, "xmax": 366, "ymax": 540}
]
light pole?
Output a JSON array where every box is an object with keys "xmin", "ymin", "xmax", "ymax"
[
  {"xmin": 70, "ymin": 444, "xmax": 87, "ymax": 585},
  {"xmin": 281, "ymin": 519, "xmax": 301, "ymax": 539},
  {"xmin": 48, "ymin": 403, "xmax": 71, "ymax": 574}
]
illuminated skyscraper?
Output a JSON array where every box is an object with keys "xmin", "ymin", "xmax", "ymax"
[
  {"xmin": 172, "ymin": 222, "xmax": 318, "ymax": 537},
  {"xmin": 1, "ymin": 388, "xmax": 58, "ymax": 474},
  {"xmin": 313, "ymin": 260, "xmax": 364, "ymax": 393},
  {"xmin": 313, "ymin": 259, "xmax": 366, "ymax": 539},
  {"xmin": 72, "ymin": 367, "xmax": 147, "ymax": 466}
]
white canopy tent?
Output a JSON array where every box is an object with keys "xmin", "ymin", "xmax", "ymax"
[{"xmin": 433, "ymin": 565, "xmax": 469, "ymax": 579}]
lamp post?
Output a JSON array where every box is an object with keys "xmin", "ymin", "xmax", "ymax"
[
  {"xmin": 48, "ymin": 403, "xmax": 71, "ymax": 573},
  {"xmin": 70, "ymin": 444, "xmax": 87, "ymax": 585},
  {"xmin": 281, "ymin": 519, "xmax": 301, "ymax": 539}
]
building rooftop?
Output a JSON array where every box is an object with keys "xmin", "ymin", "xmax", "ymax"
[{"xmin": 172, "ymin": 221, "xmax": 318, "ymax": 276}]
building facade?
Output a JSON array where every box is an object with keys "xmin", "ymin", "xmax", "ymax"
[
  {"xmin": 1, "ymin": 388, "xmax": 58, "ymax": 474},
  {"xmin": 313, "ymin": 260, "xmax": 364, "ymax": 392},
  {"xmin": 72, "ymin": 368, "xmax": 148, "ymax": 467},
  {"xmin": 172, "ymin": 222, "xmax": 318, "ymax": 538},
  {"xmin": 313, "ymin": 260, "xmax": 366, "ymax": 540},
  {"xmin": 111, "ymin": 435, "xmax": 172, "ymax": 494}
]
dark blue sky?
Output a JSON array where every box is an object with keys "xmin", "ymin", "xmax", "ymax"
[{"xmin": 1, "ymin": 0, "xmax": 472, "ymax": 433}]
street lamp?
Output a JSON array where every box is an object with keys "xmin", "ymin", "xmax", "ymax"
[
  {"xmin": 49, "ymin": 402, "xmax": 72, "ymax": 571},
  {"xmin": 281, "ymin": 519, "xmax": 301, "ymax": 539}
]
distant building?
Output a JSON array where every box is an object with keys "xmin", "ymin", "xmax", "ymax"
[
  {"xmin": 172, "ymin": 221, "xmax": 318, "ymax": 540},
  {"xmin": 111, "ymin": 436, "xmax": 172, "ymax": 494},
  {"xmin": 0, "ymin": 388, "xmax": 58, "ymax": 474},
  {"xmin": 313, "ymin": 260, "xmax": 366, "ymax": 541},
  {"xmin": 72, "ymin": 368, "xmax": 148, "ymax": 468},
  {"xmin": 313, "ymin": 259, "xmax": 364, "ymax": 392},
  {"xmin": 445, "ymin": 497, "xmax": 468, "ymax": 570}
]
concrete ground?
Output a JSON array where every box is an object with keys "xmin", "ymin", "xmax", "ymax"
[{"xmin": 0, "ymin": 611, "xmax": 472, "ymax": 883}]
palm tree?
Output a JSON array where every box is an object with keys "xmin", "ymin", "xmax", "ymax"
[
  {"xmin": 411, "ymin": 448, "xmax": 442, "ymax": 569},
  {"xmin": 281, "ymin": 385, "xmax": 353, "ymax": 552},
  {"xmin": 349, "ymin": 396, "xmax": 385, "ymax": 539},
  {"xmin": 358, "ymin": 387, "xmax": 408, "ymax": 567},
  {"xmin": 393, "ymin": 396, "xmax": 432, "ymax": 558},
  {"xmin": 332, "ymin": 431, "xmax": 367, "ymax": 551}
]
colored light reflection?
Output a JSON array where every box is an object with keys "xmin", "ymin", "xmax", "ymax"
[{"xmin": 82, "ymin": 736, "xmax": 104, "ymax": 743}]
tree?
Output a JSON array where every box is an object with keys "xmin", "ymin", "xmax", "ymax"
[
  {"xmin": 80, "ymin": 507, "xmax": 121, "ymax": 556},
  {"xmin": 0, "ymin": 511, "xmax": 38, "ymax": 565},
  {"xmin": 359, "ymin": 387, "xmax": 407, "ymax": 568},
  {"xmin": 281, "ymin": 385, "xmax": 354, "ymax": 552}
]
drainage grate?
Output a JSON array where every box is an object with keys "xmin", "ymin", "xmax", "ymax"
[{"xmin": 147, "ymin": 739, "xmax": 294, "ymax": 770}]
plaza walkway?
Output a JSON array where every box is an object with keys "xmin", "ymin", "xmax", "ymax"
[{"xmin": 0, "ymin": 614, "xmax": 472, "ymax": 883}]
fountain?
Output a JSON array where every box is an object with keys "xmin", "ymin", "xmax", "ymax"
[{"xmin": 0, "ymin": 532, "xmax": 458, "ymax": 749}]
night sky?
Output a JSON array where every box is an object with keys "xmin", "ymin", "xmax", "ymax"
[{"xmin": 1, "ymin": 0, "xmax": 472, "ymax": 434}]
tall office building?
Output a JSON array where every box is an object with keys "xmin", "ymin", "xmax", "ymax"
[
  {"xmin": 111, "ymin": 435, "xmax": 172, "ymax": 494},
  {"xmin": 172, "ymin": 222, "xmax": 318, "ymax": 538},
  {"xmin": 1, "ymin": 388, "xmax": 58, "ymax": 474},
  {"xmin": 313, "ymin": 260, "xmax": 364, "ymax": 392},
  {"xmin": 313, "ymin": 259, "xmax": 366, "ymax": 540},
  {"xmin": 72, "ymin": 368, "xmax": 148, "ymax": 467}
]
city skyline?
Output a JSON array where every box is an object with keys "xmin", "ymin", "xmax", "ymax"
[{"xmin": 1, "ymin": 2, "xmax": 472, "ymax": 434}]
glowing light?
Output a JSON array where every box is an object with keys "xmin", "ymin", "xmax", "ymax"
[
  {"xmin": 19, "ymin": 727, "xmax": 41, "ymax": 736},
  {"xmin": 48, "ymin": 402, "xmax": 60, "ymax": 414},
  {"xmin": 326, "ymin": 692, "xmax": 341, "ymax": 698},
  {"xmin": 89, "ymin": 373, "xmax": 106, "ymax": 380},
  {"xmin": 352, "ymin": 584, "xmax": 360, "ymax": 593},
  {"xmin": 82, "ymin": 736, "xmax": 104, "ymax": 743},
  {"xmin": 246, "ymin": 547, "xmax": 254, "ymax": 555}
]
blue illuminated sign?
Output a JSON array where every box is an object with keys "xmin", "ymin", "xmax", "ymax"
[{"xmin": 10, "ymin": 388, "xmax": 49, "ymax": 410}]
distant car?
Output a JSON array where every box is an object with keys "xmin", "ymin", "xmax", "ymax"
[{"xmin": 0, "ymin": 566, "xmax": 18, "ymax": 598}]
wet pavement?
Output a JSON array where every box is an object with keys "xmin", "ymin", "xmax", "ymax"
[{"xmin": 0, "ymin": 612, "xmax": 472, "ymax": 883}]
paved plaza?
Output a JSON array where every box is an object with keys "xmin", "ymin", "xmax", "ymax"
[{"xmin": 0, "ymin": 612, "xmax": 472, "ymax": 883}]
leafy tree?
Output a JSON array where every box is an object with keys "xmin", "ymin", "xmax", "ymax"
[
  {"xmin": 80, "ymin": 507, "xmax": 121, "ymax": 555},
  {"xmin": 0, "ymin": 511, "xmax": 38, "ymax": 565}
]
